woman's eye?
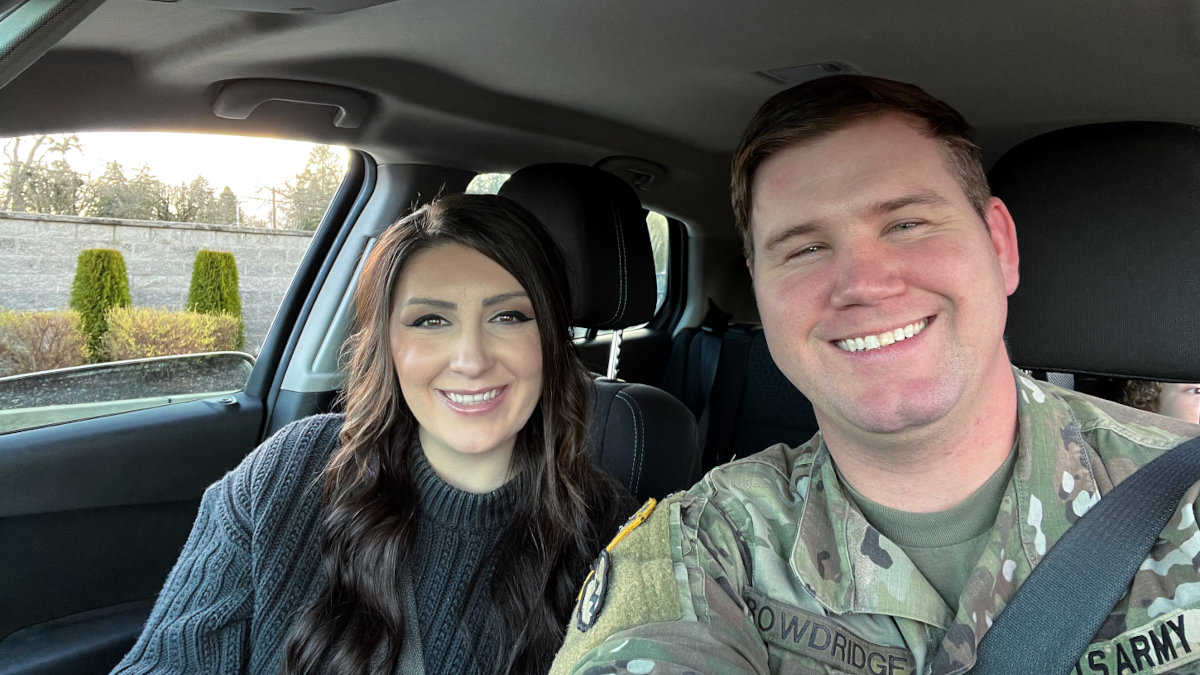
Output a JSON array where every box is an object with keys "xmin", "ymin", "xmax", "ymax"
[
  {"xmin": 409, "ymin": 314, "xmax": 448, "ymax": 328},
  {"xmin": 492, "ymin": 310, "xmax": 533, "ymax": 324}
]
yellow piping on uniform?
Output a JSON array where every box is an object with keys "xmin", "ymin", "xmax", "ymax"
[{"xmin": 607, "ymin": 498, "xmax": 656, "ymax": 552}]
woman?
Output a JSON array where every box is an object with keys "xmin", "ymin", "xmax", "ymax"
[
  {"xmin": 112, "ymin": 194, "xmax": 635, "ymax": 675},
  {"xmin": 1120, "ymin": 379, "xmax": 1200, "ymax": 423}
]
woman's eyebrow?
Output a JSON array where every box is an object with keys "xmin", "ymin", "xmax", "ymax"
[
  {"xmin": 482, "ymin": 291, "xmax": 529, "ymax": 307},
  {"xmin": 403, "ymin": 297, "xmax": 455, "ymax": 309}
]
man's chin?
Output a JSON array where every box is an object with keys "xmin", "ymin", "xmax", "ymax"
[{"xmin": 828, "ymin": 394, "xmax": 958, "ymax": 437}]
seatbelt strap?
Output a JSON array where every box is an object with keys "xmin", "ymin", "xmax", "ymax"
[
  {"xmin": 966, "ymin": 434, "xmax": 1200, "ymax": 675},
  {"xmin": 697, "ymin": 327, "xmax": 754, "ymax": 471}
]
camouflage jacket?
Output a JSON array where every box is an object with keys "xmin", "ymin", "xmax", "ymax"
[{"xmin": 552, "ymin": 370, "xmax": 1200, "ymax": 675}]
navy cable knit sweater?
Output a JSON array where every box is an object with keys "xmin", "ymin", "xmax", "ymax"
[{"xmin": 110, "ymin": 414, "xmax": 533, "ymax": 675}]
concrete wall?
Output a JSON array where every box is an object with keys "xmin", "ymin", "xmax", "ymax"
[{"xmin": 0, "ymin": 212, "xmax": 314, "ymax": 353}]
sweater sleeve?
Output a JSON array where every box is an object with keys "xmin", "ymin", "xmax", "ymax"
[
  {"xmin": 109, "ymin": 467, "xmax": 255, "ymax": 674},
  {"xmin": 108, "ymin": 414, "xmax": 342, "ymax": 675}
]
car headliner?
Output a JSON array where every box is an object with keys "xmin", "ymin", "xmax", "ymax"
[{"xmin": 3, "ymin": 0, "xmax": 1199, "ymax": 236}]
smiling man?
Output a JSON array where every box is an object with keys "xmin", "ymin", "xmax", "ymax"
[{"xmin": 552, "ymin": 76, "xmax": 1200, "ymax": 674}]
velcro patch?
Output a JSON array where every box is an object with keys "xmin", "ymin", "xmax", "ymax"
[{"xmin": 1072, "ymin": 607, "xmax": 1200, "ymax": 674}]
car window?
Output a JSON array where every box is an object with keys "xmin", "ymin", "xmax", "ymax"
[
  {"xmin": 0, "ymin": 132, "xmax": 348, "ymax": 433},
  {"xmin": 467, "ymin": 171, "xmax": 671, "ymax": 322}
]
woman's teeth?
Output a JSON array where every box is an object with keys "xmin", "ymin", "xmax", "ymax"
[{"xmin": 445, "ymin": 389, "xmax": 501, "ymax": 404}]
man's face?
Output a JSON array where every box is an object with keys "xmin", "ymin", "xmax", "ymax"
[{"xmin": 748, "ymin": 112, "xmax": 1020, "ymax": 442}]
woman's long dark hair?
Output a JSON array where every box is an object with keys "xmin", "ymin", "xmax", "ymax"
[{"xmin": 281, "ymin": 193, "xmax": 624, "ymax": 674}]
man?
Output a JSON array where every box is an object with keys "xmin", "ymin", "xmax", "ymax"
[{"xmin": 550, "ymin": 75, "xmax": 1200, "ymax": 674}]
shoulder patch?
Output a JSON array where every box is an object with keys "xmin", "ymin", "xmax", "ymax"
[
  {"xmin": 575, "ymin": 550, "xmax": 611, "ymax": 632},
  {"xmin": 572, "ymin": 498, "xmax": 657, "ymax": 632}
]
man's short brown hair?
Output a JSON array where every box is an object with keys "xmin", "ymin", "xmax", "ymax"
[{"xmin": 731, "ymin": 74, "xmax": 990, "ymax": 259}]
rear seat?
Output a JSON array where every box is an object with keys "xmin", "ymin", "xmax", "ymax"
[{"xmin": 661, "ymin": 302, "xmax": 819, "ymax": 473}]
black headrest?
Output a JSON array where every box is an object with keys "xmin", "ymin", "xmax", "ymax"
[
  {"xmin": 499, "ymin": 163, "xmax": 657, "ymax": 330},
  {"xmin": 990, "ymin": 122, "xmax": 1200, "ymax": 381}
]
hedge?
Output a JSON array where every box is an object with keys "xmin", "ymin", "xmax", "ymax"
[
  {"xmin": 0, "ymin": 310, "xmax": 88, "ymax": 377},
  {"xmin": 186, "ymin": 250, "xmax": 244, "ymax": 349},
  {"xmin": 69, "ymin": 249, "xmax": 131, "ymax": 361},
  {"xmin": 103, "ymin": 307, "xmax": 241, "ymax": 360}
]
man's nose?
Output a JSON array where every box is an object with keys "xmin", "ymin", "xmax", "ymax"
[
  {"xmin": 449, "ymin": 326, "xmax": 494, "ymax": 376},
  {"xmin": 828, "ymin": 239, "xmax": 906, "ymax": 308}
]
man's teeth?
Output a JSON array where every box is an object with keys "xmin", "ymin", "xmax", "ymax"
[
  {"xmin": 835, "ymin": 319, "xmax": 928, "ymax": 353},
  {"xmin": 445, "ymin": 389, "xmax": 501, "ymax": 404}
]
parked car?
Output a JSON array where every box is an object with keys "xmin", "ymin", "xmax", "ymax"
[{"xmin": 1, "ymin": 2, "xmax": 1198, "ymax": 673}]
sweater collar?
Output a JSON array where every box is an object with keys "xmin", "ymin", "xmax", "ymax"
[{"xmin": 411, "ymin": 445, "xmax": 517, "ymax": 530}]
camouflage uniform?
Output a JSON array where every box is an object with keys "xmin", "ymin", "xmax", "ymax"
[{"xmin": 552, "ymin": 369, "xmax": 1200, "ymax": 675}]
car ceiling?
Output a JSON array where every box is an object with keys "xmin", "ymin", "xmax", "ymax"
[{"xmin": 4, "ymin": 0, "xmax": 1200, "ymax": 235}]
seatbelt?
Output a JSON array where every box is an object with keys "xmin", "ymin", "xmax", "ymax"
[
  {"xmin": 691, "ymin": 299, "xmax": 733, "ymax": 414},
  {"xmin": 966, "ymin": 434, "xmax": 1200, "ymax": 675},
  {"xmin": 697, "ymin": 327, "xmax": 754, "ymax": 471}
]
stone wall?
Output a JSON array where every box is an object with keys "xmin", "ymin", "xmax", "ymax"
[{"xmin": 0, "ymin": 212, "xmax": 314, "ymax": 353}]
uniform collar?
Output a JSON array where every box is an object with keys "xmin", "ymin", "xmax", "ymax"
[{"xmin": 790, "ymin": 368, "xmax": 1100, "ymax": 637}]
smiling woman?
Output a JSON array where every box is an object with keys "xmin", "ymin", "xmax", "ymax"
[
  {"xmin": 110, "ymin": 193, "xmax": 636, "ymax": 675},
  {"xmin": 389, "ymin": 243, "xmax": 543, "ymax": 494}
]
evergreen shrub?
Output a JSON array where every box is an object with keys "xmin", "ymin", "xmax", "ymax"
[
  {"xmin": 103, "ymin": 307, "xmax": 240, "ymax": 360},
  {"xmin": 187, "ymin": 250, "xmax": 244, "ymax": 349},
  {"xmin": 0, "ymin": 310, "xmax": 88, "ymax": 377},
  {"xmin": 68, "ymin": 249, "xmax": 131, "ymax": 361}
]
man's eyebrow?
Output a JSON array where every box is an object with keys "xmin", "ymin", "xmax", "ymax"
[
  {"xmin": 483, "ymin": 291, "xmax": 529, "ymax": 307},
  {"xmin": 868, "ymin": 190, "xmax": 952, "ymax": 216}
]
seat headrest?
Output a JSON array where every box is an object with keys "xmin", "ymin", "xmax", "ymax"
[
  {"xmin": 499, "ymin": 163, "xmax": 657, "ymax": 330},
  {"xmin": 990, "ymin": 122, "xmax": 1200, "ymax": 381}
]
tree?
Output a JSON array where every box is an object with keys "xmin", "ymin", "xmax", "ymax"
[
  {"xmin": 168, "ymin": 175, "xmax": 219, "ymax": 223},
  {"xmin": 80, "ymin": 162, "xmax": 171, "ymax": 220},
  {"xmin": 187, "ymin": 250, "xmax": 244, "ymax": 349},
  {"xmin": 25, "ymin": 157, "xmax": 85, "ymax": 215},
  {"xmin": 2, "ymin": 134, "xmax": 83, "ymax": 214},
  {"xmin": 279, "ymin": 145, "xmax": 344, "ymax": 230},
  {"xmin": 68, "ymin": 249, "xmax": 132, "ymax": 361},
  {"xmin": 217, "ymin": 186, "xmax": 239, "ymax": 225}
]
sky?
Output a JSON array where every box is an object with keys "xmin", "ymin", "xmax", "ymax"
[{"xmin": 61, "ymin": 132, "xmax": 348, "ymax": 220}]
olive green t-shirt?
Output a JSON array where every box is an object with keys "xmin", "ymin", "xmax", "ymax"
[{"xmin": 840, "ymin": 448, "xmax": 1017, "ymax": 608}]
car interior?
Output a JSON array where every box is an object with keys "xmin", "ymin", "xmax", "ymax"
[{"xmin": 1, "ymin": 1, "xmax": 1199, "ymax": 673}]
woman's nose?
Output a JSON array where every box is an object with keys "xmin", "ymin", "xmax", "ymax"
[{"xmin": 449, "ymin": 327, "xmax": 493, "ymax": 376}]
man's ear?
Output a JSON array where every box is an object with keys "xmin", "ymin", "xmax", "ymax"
[{"xmin": 984, "ymin": 196, "xmax": 1020, "ymax": 296}]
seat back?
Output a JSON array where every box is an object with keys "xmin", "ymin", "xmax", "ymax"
[
  {"xmin": 499, "ymin": 164, "xmax": 700, "ymax": 500},
  {"xmin": 990, "ymin": 122, "xmax": 1200, "ymax": 383}
]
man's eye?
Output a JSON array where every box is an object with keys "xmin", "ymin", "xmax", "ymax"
[
  {"xmin": 892, "ymin": 221, "xmax": 921, "ymax": 232},
  {"xmin": 409, "ymin": 314, "xmax": 448, "ymax": 328},
  {"xmin": 787, "ymin": 244, "xmax": 823, "ymax": 260},
  {"xmin": 492, "ymin": 311, "xmax": 533, "ymax": 324}
]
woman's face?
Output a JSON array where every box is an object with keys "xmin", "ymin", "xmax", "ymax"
[
  {"xmin": 1159, "ymin": 383, "xmax": 1200, "ymax": 423},
  {"xmin": 389, "ymin": 243, "xmax": 543, "ymax": 492}
]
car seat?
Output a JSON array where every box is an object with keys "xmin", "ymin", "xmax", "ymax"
[
  {"xmin": 499, "ymin": 163, "xmax": 701, "ymax": 501},
  {"xmin": 990, "ymin": 121, "xmax": 1200, "ymax": 387}
]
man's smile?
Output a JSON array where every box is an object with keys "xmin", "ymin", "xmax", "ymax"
[{"xmin": 833, "ymin": 317, "xmax": 929, "ymax": 353}]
